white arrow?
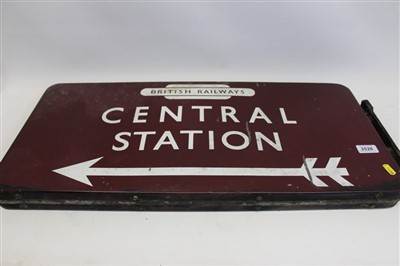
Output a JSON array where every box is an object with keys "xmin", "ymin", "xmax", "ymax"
[{"xmin": 53, "ymin": 157, "xmax": 352, "ymax": 187}]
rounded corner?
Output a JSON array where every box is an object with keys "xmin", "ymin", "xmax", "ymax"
[
  {"xmin": 44, "ymin": 83, "xmax": 66, "ymax": 94},
  {"xmin": 327, "ymin": 83, "xmax": 352, "ymax": 93}
]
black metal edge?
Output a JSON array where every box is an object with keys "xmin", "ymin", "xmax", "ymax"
[
  {"xmin": 3, "ymin": 204, "xmax": 399, "ymax": 211},
  {"xmin": 1, "ymin": 199, "xmax": 398, "ymax": 211},
  {"xmin": 1, "ymin": 190, "xmax": 399, "ymax": 211},
  {"xmin": 361, "ymin": 100, "xmax": 400, "ymax": 167}
]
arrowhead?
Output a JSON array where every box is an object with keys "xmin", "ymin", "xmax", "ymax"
[{"xmin": 53, "ymin": 157, "xmax": 103, "ymax": 186}]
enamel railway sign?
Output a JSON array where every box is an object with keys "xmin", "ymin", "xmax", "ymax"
[{"xmin": 0, "ymin": 82, "xmax": 399, "ymax": 210}]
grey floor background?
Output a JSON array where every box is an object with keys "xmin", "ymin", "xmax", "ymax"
[{"xmin": 1, "ymin": 1, "xmax": 399, "ymax": 265}]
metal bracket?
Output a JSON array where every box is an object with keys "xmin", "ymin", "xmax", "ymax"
[{"xmin": 361, "ymin": 100, "xmax": 400, "ymax": 167}]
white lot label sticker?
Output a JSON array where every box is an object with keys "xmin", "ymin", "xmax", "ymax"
[{"xmin": 356, "ymin": 145, "xmax": 379, "ymax": 154}]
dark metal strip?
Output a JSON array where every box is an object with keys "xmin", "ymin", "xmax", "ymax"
[{"xmin": 361, "ymin": 100, "xmax": 400, "ymax": 167}]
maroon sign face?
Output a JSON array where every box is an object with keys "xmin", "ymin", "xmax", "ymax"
[{"xmin": 0, "ymin": 82, "xmax": 399, "ymax": 210}]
